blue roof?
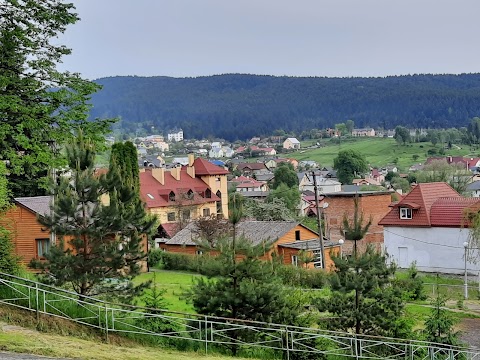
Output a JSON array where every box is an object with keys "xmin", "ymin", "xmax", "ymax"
[{"xmin": 210, "ymin": 160, "xmax": 225, "ymax": 166}]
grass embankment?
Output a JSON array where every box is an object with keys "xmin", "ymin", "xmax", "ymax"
[
  {"xmin": 134, "ymin": 270, "xmax": 202, "ymax": 313},
  {"xmin": 0, "ymin": 305, "xmax": 243, "ymax": 360},
  {"xmin": 293, "ymin": 137, "xmax": 474, "ymax": 171}
]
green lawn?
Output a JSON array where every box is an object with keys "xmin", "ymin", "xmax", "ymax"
[
  {"xmin": 292, "ymin": 137, "xmax": 475, "ymax": 171},
  {"xmin": 134, "ymin": 270, "xmax": 203, "ymax": 313}
]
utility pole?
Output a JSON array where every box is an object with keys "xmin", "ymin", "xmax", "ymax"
[{"xmin": 312, "ymin": 170, "xmax": 326, "ymax": 269}]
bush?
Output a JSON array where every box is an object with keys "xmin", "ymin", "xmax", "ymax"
[
  {"xmin": 148, "ymin": 249, "xmax": 212, "ymax": 274},
  {"xmin": 147, "ymin": 249, "xmax": 164, "ymax": 267},
  {"xmin": 275, "ymin": 265, "xmax": 327, "ymax": 289},
  {"xmin": 395, "ymin": 262, "xmax": 427, "ymax": 301}
]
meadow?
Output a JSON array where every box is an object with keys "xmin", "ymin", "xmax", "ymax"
[{"xmin": 291, "ymin": 137, "xmax": 476, "ymax": 171}]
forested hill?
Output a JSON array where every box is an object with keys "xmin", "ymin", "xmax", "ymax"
[{"xmin": 91, "ymin": 73, "xmax": 480, "ymax": 141}]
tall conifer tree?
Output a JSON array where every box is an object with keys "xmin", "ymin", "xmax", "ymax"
[{"xmin": 32, "ymin": 134, "xmax": 155, "ymax": 301}]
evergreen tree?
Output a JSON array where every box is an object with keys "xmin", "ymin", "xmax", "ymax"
[
  {"xmin": 318, "ymin": 246, "xmax": 411, "ymax": 338},
  {"xmin": 187, "ymin": 236, "xmax": 301, "ymax": 355},
  {"xmin": 272, "ymin": 162, "xmax": 299, "ymax": 189},
  {"xmin": 0, "ymin": 161, "xmax": 20, "ymax": 274},
  {"xmin": 0, "ymin": 0, "xmax": 114, "ymax": 197},
  {"xmin": 423, "ymin": 285, "xmax": 460, "ymax": 347},
  {"xmin": 340, "ymin": 194, "xmax": 372, "ymax": 255},
  {"xmin": 31, "ymin": 133, "xmax": 156, "ymax": 301},
  {"xmin": 109, "ymin": 142, "xmax": 140, "ymax": 193}
]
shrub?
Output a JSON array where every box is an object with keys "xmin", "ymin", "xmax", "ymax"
[
  {"xmin": 275, "ymin": 265, "xmax": 327, "ymax": 289},
  {"xmin": 395, "ymin": 262, "xmax": 427, "ymax": 301}
]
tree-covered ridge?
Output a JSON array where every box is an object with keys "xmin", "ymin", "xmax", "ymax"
[{"xmin": 91, "ymin": 73, "xmax": 480, "ymax": 141}]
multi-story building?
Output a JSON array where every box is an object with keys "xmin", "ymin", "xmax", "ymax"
[
  {"xmin": 139, "ymin": 154, "xmax": 229, "ymax": 237},
  {"xmin": 167, "ymin": 128, "xmax": 184, "ymax": 142}
]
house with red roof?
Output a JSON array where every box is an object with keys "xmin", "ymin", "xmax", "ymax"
[
  {"xmin": 379, "ymin": 182, "xmax": 480, "ymax": 274},
  {"xmin": 140, "ymin": 154, "xmax": 229, "ymax": 239}
]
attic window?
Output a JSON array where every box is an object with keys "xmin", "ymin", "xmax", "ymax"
[
  {"xmin": 205, "ymin": 189, "xmax": 212, "ymax": 198},
  {"xmin": 400, "ymin": 207, "xmax": 412, "ymax": 220},
  {"xmin": 187, "ymin": 189, "xmax": 194, "ymax": 200},
  {"xmin": 169, "ymin": 191, "xmax": 175, "ymax": 202},
  {"xmin": 147, "ymin": 193, "xmax": 154, "ymax": 199}
]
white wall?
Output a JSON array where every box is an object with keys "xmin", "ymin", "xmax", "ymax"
[{"xmin": 384, "ymin": 226, "xmax": 479, "ymax": 274}]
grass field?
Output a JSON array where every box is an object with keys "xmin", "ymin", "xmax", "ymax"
[
  {"xmin": 291, "ymin": 137, "xmax": 476, "ymax": 171},
  {"xmin": 134, "ymin": 270, "xmax": 202, "ymax": 313}
]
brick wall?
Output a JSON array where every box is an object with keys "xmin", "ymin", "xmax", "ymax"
[{"xmin": 323, "ymin": 193, "xmax": 391, "ymax": 254}]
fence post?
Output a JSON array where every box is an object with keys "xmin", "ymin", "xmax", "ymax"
[
  {"xmin": 285, "ymin": 327, "xmax": 290, "ymax": 360},
  {"xmin": 204, "ymin": 316, "xmax": 208, "ymax": 355},
  {"xmin": 35, "ymin": 283, "xmax": 39, "ymax": 321},
  {"xmin": 104, "ymin": 304, "xmax": 109, "ymax": 343}
]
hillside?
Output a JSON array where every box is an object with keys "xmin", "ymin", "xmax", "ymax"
[
  {"xmin": 90, "ymin": 73, "xmax": 480, "ymax": 141},
  {"xmin": 291, "ymin": 137, "xmax": 475, "ymax": 170}
]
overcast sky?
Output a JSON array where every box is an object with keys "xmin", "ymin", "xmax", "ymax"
[{"xmin": 57, "ymin": 0, "xmax": 480, "ymax": 80}]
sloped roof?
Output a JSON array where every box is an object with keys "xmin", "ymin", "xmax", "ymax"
[
  {"xmin": 192, "ymin": 157, "xmax": 229, "ymax": 176},
  {"xmin": 139, "ymin": 169, "xmax": 219, "ymax": 208},
  {"xmin": 166, "ymin": 221, "xmax": 313, "ymax": 246},
  {"xmin": 237, "ymin": 162, "xmax": 267, "ymax": 171},
  {"xmin": 14, "ymin": 196, "xmax": 51, "ymax": 217},
  {"xmin": 430, "ymin": 197, "xmax": 480, "ymax": 227},
  {"xmin": 285, "ymin": 137, "xmax": 300, "ymax": 144},
  {"xmin": 379, "ymin": 182, "xmax": 461, "ymax": 227}
]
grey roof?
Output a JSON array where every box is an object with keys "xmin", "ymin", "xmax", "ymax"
[
  {"xmin": 279, "ymin": 239, "xmax": 338, "ymax": 250},
  {"xmin": 237, "ymin": 191, "xmax": 270, "ymax": 198},
  {"xmin": 255, "ymin": 173, "xmax": 275, "ymax": 182},
  {"xmin": 14, "ymin": 196, "xmax": 52, "ymax": 217},
  {"xmin": 467, "ymin": 181, "xmax": 480, "ymax": 191},
  {"xmin": 166, "ymin": 220, "xmax": 310, "ymax": 246}
]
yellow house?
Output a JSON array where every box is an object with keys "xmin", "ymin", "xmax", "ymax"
[{"xmin": 139, "ymin": 155, "xmax": 229, "ymax": 236}]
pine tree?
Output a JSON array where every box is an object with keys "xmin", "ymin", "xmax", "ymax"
[
  {"xmin": 31, "ymin": 133, "xmax": 156, "ymax": 301},
  {"xmin": 340, "ymin": 194, "xmax": 372, "ymax": 255},
  {"xmin": 423, "ymin": 284, "xmax": 460, "ymax": 346},
  {"xmin": 318, "ymin": 246, "xmax": 411, "ymax": 338}
]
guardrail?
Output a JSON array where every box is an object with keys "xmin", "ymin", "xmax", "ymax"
[{"xmin": 0, "ymin": 272, "xmax": 479, "ymax": 359}]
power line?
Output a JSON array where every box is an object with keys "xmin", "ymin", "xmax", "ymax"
[{"xmin": 384, "ymin": 228, "xmax": 480, "ymax": 250}]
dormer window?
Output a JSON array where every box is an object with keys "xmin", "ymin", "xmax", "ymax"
[
  {"xmin": 169, "ymin": 191, "xmax": 175, "ymax": 202},
  {"xmin": 205, "ymin": 189, "xmax": 212, "ymax": 199},
  {"xmin": 400, "ymin": 207, "xmax": 412, "ymax": 219},
  {"xmin": 186, "ymin": 189, "xmax": 194, "ymax": 200}
]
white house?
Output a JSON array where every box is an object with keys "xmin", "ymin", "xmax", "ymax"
[
  {"xmin": 299, "ymin": 173, "xmax": 341, "ymax": 194},
  {"xmin": 466, "ymin": 181, "xmax": 480, "ymax": 198},
  {"xmin": 283, "ymin": 138, "xmax": 300, "ymax": 150},
  {"xmin": 167, "ymin": 128, "xmax": 184, "ymax": 142},
  {"xmin": 379, "ymin": 182, "xmax": 480, "ymax": 274}
]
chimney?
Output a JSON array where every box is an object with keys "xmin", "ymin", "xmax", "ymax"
[
  {"xmin": 171, "ymin": 167, "xmax": 181, "ymax": 181},
  {"xmin": 187, "ymin": 164, "xmax": 195, "ymax": 178},
  {"xmin": 152, "ymin": 168, "xmax": 165, "ymax": 185},
  {"xmin": 188, "ymin": 153, "xmax": 195, "ymax": 167}
]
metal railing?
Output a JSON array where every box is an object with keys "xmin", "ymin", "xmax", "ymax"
[{"xmin": 0, "ymin": 272, "xmax": 479, "ymax": 359}]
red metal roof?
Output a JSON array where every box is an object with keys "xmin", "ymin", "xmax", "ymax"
[
  {"xmin": 379, "ymin": 182, "xmax": 460, "ymax": 227},
  {"xmin": 192, "ymin": 157, "xmax": 229, "ymax": 176},
  {"xmin": 139, "ymin": 169, "xmax": 220, "ymax": 208},
  {"xmin": 430, "ymin": 197, "xmax": 480, "ymax": 227}
]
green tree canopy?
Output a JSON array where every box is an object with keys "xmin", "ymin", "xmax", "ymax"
[
  {"xmin": 272, "ymin": 162, "xmax": 298, "ymax": 189},
  {"xmin": 394, "ymin": 126, "xmax": 411, "ymax": 145},
  {"xmin": 267, "ymin": 183, "xmax": 300, "ymax": 213},
  {"xmin": 333, "ymin": 149, "xmax": 369, "ymax": 184},
  {"xmin": 345, "ymin": 119, "xmax": 355, "ymax": 134},
  {"xmin": 0, "ymin": 0, "xmax": 114, "ymax": 197},
  {"xmin": 31, "ymin": 134, "xmax": 156, "ymax": 301}
]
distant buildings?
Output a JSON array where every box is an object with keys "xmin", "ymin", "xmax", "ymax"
[
  {"xmin": 283, "ymin": 137, "xmax": 301, "ymax": 150},
  {"xmin": 167, "ymin": 128, "xmax": 184, "ymax": 142},
  {"xmin": 352, "ymin": 128, "xmax": 375, "ymax": 137}
]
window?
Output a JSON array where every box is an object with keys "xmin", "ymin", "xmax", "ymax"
[
  {"xmin": 291, "ymin": 255, "xmax": 298, "ymax": 267},
  {"xmin": 203, "ymin": 208, "xmax": 210, "ymax": 217},
  {"xmin": 182, "ymin": 210, "xmax": 190, "ymax": 220},
  {"xmin": 312, "ymin": 250, "xmax": 323, "ymax": 269},
  {"xmin": 295, "ymin": 230, "xmax": 301, "ymax": 241},
  {"xmin": 36, "ymin": 238, "xmax": 50, "ymax": 258},
  {"xmin": 205, "ymin": 189, "xmax": 212, "ymax": 198},
  {"xmin": 400, "ymin": 207, "xmax": 412, "ymax": 219},
  {"xmin": 196, "ymin": 250, "xmax": 204, "ymax": 256},
  {"xmin": 187, "ymin": 189, "xmax": 194, "ymax": 200},
  {"xmin": 169, "ymin": 191, "xmax": 175, "ymax": 202},
  {"xmin": 167, "ymin": 212, "xmax": 176, "ymax": 221}
]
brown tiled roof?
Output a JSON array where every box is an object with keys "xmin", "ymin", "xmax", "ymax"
[
  {"xmin": 192, "ymin": 158, "xmax": 229, "ymax": 176},
  {"xmin": 14, "ymin": 196, "xmax": 51, "ymax": 217},
  {"xmin": 139, "ymin": 169, "xmax": 220, "ymax": 208},
  {"xmin": 430, "ymin": 197, "xmax": 480, "ymax": 227},
  {"xmin": 237, "ymin": 163, "xmax": 267, "ymax": 171},
  {"xmin": 379, "ymin": 182, "xmax": 461, "ymax": 227}
]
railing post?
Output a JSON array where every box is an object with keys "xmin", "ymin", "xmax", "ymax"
[
  {"xmin": 104, "ymin": 304, "xmax": 109, "ymax": 343},
  {"xmin": 35, "ymin": 283, "xmax": 39, "ymax": 321},
  {"xmin": 285, "ymin": 327, "xmax": 290, "ymax": 360},
  {"xmin": 204, "ymin": 316, "xmax": 208, "ymax": 355}
]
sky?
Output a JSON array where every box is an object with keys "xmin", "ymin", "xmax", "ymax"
[{"xmin": 57, "ymin": 0, "xmax": 480, "ymax": 80}]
